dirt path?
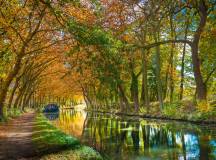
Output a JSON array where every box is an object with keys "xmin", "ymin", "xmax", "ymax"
[{"xmin": 0, "ymin": 113, "xmax": 37, "ymax": 160}]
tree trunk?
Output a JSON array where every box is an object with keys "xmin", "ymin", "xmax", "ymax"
[
  {"xmin": 179, "ymin": 42, "xmax": 186, "ymax": 100},
  {"xmin": 81, "ymin": 86, "xmax": 93, "ymax": 108},
  {"xmin": 18, "ymin": 92, "xmax": 24, "ymax": 110},
  {"xmin": 21, "ymin": 92, "xmax": 28, "ymax": 111},
  {"xmin": 179, "ymin": 21, "xmax": 188, "ymax": 100},
  {"xmin": 23, "ymin": 89, "xmax": 33, "ymax": 109},
  {"xmin": 191, "ymin": 44, "xmax": 207, "ymax": 100},
  {"xmin": 0, "ymin": 56, "xmax": 22, "ymax": 118},
  {"xmin": 141, "ymin": 50, "xmax": 149, "ymax": 108},
  {"xmin": 25, "ymin": 91, "xmax": 33, "ymax": 108},
  {"xmin": 154, "ymin": 34, "xmax": 164, "ymax": 109},
  {"xmin": 14, "ymin": 87, "xmax": 24, "ymax": 108},
  {"xmin": 130, "ymin": 72, "xmax": 139, "ymax": 112},
  {"xmin": 169, "ymin": 16, "xmax": 175, "ymax": 103},
  {"xmin": 164, "ymin": 64, "xmax": 169, "ymax": 100},
  {"xmin": 8, "ymin": 78, "xmax": 20, "ymax": 109},
  {"xmin": 192, "ymin": 1, "xmax": 208, "ymax": 101},
  {"xmin": 118, "ymin": 84, "xmax": 130, "ymax": 111}
]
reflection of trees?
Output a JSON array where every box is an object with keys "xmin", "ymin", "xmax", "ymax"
[
  {"xmin": 181, "ymin": 134, "xmax": 186, "ymax": 160},
  {"xmin": 131, "ymin": 123, "xmax": 140, "ymax": 154},
  {"xmin": 53, "ymin": 110, "xmax": 86, "ymax": 137},
  {"xmin": 115, "ymin": 120, "xmax": 130, "ymax": 159},
  {"xmin": 82, "ymin": 114, "xmax": 210, "ymax": 160},
  {"xmin": 199, "ymin": 135, "xmax": 211, "ymax": 160},
  {"xmin": 44, "ymin": 113, "xmax": 59, "ymax": 120},
  {"xmin": 143, "ymin": 125, "xmax": 150, "ymax": 151},
  {"xmin": 54, "ymin": 111, "xmax": 216, "ymax": 160}
]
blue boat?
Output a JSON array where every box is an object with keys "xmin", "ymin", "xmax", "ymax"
[{"xmin": 43, "ymin": 103, "xmax": 59, "ymax": 113}]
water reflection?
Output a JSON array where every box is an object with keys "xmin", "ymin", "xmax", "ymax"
[
  {"xmin": 52, "ymin": 110, "xmax": 216, "ymax": 160},
  {"xmin": 44, "ymin": 113, "xmax": 59, "ymax": 121}
]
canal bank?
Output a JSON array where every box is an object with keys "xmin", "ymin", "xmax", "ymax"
[
  {"xmin": 32, "ymin": 114, "xmax": 103, "ymax": 160},
  {"xmin": 85, "ymin": 109, "xmax": 216, "ymax": 125}
]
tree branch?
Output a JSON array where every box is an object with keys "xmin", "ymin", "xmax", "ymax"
[
  {"xmin": 128, "ymin": 39, "xmax": 192, "ymax": 50},
  {"xmin": 204, "ymin": 65, "xmax": 216, "ymax": 84}
]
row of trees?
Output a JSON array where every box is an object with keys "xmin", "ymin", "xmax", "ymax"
[
  {"xmin": 0, "ymin": 0, "xmax": 216, "ymax": 119},
  {"xmin": 63, "ymin": 0, "xmax": 216, "ymax": 112},
  {"xmin": 0, "ymin": 0, "xmax": 73, "ymax": 119}
]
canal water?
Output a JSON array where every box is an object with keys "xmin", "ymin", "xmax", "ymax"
[{"xmin": 47, "ymin": 109, "xmax": 216, "ymax": 160}]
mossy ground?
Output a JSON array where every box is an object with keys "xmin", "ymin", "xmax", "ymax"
[{"xmin": 32, "ymin": 114, "xmax": 103, "ymax": 160}]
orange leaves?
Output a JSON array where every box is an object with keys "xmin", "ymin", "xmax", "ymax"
[
  {"xmin": 64, "ymin": 4, "xmax": 96, "ymax": 25},
  {"xmin": 101, "ymin": 0, "xmax": 131, "ymax": 32}
]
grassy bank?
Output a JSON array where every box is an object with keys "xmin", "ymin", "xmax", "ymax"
[
  {"xmin": 32, "ymin": 114, "xmax": 103, "ymax": 160},
  {"xmin": 86, "ymin": 101, "xmax": 216, "ymax": 124}
]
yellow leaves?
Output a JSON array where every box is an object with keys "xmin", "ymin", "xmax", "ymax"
[
  {"xmin": 0, "ymin": 73, "xmax": 6, "ymax": 79},
  {"xmin": 197, "ymin": 100, "xmax": 212, "ymax": 112}
]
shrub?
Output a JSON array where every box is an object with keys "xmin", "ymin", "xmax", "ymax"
[{"xmin": 162, "ymin": 102, "xmax": 182, "ymax": 118}]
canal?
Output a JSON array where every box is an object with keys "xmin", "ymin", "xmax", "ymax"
[{"xmin": 46, "ymin": 109, "xmax": 216, "ymax": 160}]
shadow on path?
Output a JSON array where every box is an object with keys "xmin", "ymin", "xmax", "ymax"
[{"xmin": 0, "ymin": 113, "xmax": 37, "ymax": 160}]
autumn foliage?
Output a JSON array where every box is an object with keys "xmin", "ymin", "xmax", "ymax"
[{"xmin": 0, "ymin": 0, "xmax": 216, "ymax": 119}]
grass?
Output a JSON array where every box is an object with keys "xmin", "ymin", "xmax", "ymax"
[
  {"xmin": 161, "ymin": 101, "xmax": 216, "ymax": 121},
  {"xmin": 0, "ymin": 108, "xmax": 23, "ymax": 122},
  {"xmin": 88, "ymin": 100, "xmax": 216, "ymax": 122},
  {"xmin": 40, "ymin": 146, "xmax": 104, "ymax": 160},
  {"xmin": 32, "ymin": 114, "xmax": 103, "ymax": 160}
]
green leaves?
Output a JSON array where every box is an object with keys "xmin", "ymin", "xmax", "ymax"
[
  {"xmin": 67, "ymin": 20, "xmax": 123, "ymax": 49},
  {"xmin": 65, "ymin": 45, "xmax": 80, "ymax": 56},
  {"xmin": 67, "ymin": 19, "xmax": 125, "ymax": 88}
]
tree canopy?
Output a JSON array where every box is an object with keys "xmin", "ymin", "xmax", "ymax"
[{"xmin": 0, "ymin": 0, "xmax": 216, "ymax": 119}]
